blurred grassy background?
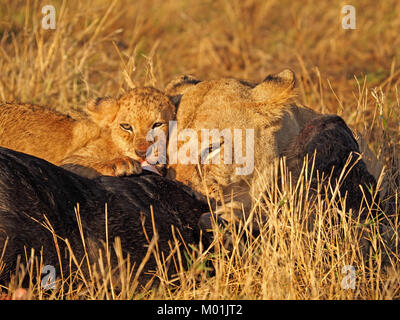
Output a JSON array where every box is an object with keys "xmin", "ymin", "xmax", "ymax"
[
  {"xmin": 1, "ymin": 0, "xmax": 399, "ymax": 176},
  {"xmin": 1, "ymin": 0, "xmax": 399, "ymax": 111},
  {"xmin": 0, "ymin": 0, "xmax": 400, "ymax": 300}
]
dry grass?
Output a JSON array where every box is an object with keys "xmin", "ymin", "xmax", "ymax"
[{"xmin": 0, "ymin": 0, "xmax": 400, "ymax": 299}]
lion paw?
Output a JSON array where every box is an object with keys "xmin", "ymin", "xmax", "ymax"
[{"xmin": 97, "ymin": 157, "xmax": 142, "ymax": 177}]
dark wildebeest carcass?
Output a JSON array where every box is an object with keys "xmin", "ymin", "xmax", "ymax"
[
  {"xmin": 0, "ymin": 147, "xmax": 210, "ymax": 288},
  {"xmin": 284, "ymin": 114, "xmax": 379, "ymax": 219}
]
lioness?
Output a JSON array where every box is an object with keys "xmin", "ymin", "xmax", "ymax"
[
  {"xmin": 165, "ymin": 70, "xmax": 382, "ymax": 220},
  {"xmin": 0, "ymin": 87, "xmax": 176, "ymax": 178}
]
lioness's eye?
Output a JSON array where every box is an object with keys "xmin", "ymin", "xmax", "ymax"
[
  {"xmin": 201, "ymin": 142, "xmax": 223, "ymax": 162},
  {"xmin": 120, "ymin": 123, "xmax": 133, "ymax": 132},
  {"xmin": 152, "ymin": 122, "xmax": 164, "ymax": 129}
]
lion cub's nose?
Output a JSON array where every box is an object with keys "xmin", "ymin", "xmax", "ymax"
[
  {"xmin": 135, "ymin": 140, "xmax": 150, "ymax": 159},
  {"xmin": 135, "ymin": 149, "xmax": 147, "ymax": 159}
]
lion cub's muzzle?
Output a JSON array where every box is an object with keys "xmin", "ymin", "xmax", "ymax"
[{"xmin": 134, "ymin": 139, "xmax": 152, "ymax": 159}]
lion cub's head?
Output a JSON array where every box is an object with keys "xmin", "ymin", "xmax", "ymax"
[{"xmin": 86, "ymin": 87, "xmax": 176, "ymax": 170}]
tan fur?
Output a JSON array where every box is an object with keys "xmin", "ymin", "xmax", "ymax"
[
  {"xmin": 166, "ymin": 70, "xmax": 383, "ymax": 218},
  {"xmin": 0, "ymin": 87, "xmax": 176, "ymax": 178}
]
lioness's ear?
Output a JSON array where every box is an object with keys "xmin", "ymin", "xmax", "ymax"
[
  {"xmin": 165, "ymin": 74, "xmax": 201, "ymax": 109},
  {"xmin": 263, "ymin": 69, "xmax": 296, "ymax": 89},
  {"xmin": 165, "ymin": 74, "xmax": 202, "ymax": 96},
  {"xmin": 86, "ymin": 97, "xmax": 119, "ymax": 127},
  {"xmin": 252, "ymin": 68, "xmax": 297, "ymax": 103}
]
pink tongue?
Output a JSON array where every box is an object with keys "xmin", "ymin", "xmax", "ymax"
[{"xmin": 141, "ymin": 160, "xmax": 161, "ymax": 175}]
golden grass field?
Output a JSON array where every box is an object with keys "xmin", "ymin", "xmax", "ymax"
[{"xmin": 0, "ymin": 0, "xmax": 400, "ymax": 300}]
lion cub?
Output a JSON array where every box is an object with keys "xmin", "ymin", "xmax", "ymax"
[{"xmin": 0, "ymin": 87, "xmax": 176, "ymax": 178}]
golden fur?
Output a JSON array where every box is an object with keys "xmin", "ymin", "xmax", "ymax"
[{"xmin": 0, "ymin": 87, "xmax": 176, "ymax": 178}]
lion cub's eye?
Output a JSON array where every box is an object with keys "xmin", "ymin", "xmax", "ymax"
[
  {"xmin": 152, "ymin": 122, "xmax": 164, "ymax": 129},
  {"xmin": 120, "ymin": 123, "xmax": 133, "ymax": 132}
]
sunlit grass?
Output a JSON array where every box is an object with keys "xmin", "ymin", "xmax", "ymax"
[{"xmin": 0, "ymin": 0, "xmax": 399, "ymax": 299}]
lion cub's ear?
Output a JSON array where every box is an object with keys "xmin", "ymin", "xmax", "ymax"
[
  {"xmin": 252, "ymin": 68, "xmax": 297, "ymax": 103},
  {"xmin": 86, "ymin": 97, "xmax": 119, "ymax": 127}
]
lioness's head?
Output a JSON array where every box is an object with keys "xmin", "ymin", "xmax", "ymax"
[
  {"xmin": 166, "ymin": 69, "xmax": 297, "ymax": 210},
  {"xmin": 86, "ymin": 87, "xmax": 176, "ymax": 166}
]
